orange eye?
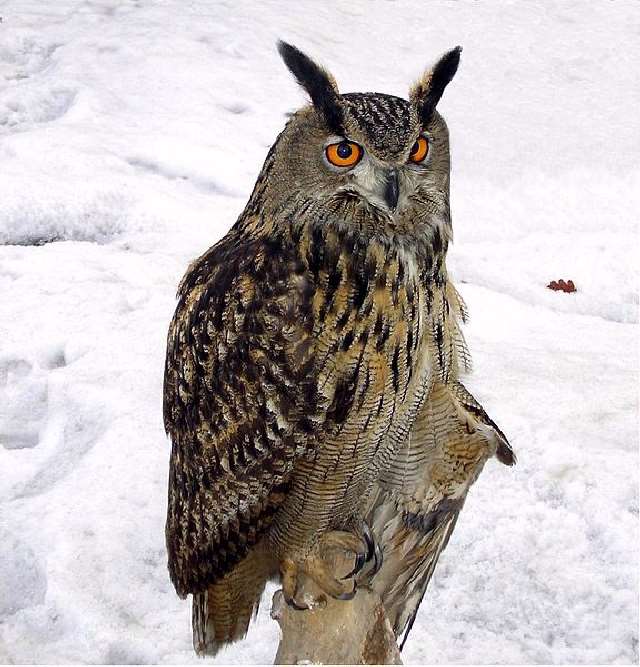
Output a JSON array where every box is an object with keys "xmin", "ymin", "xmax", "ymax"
[
  {"xmin": 409, "ymin": 135, "xmax": 429, "ymax": 163},
  {"xmin": 325, "ymin": 140, "xmax": 363, "ymax": 168}
]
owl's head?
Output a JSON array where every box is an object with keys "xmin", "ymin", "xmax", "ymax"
[{"xmin": 250, "ymin": 41, "xmax": 461, "ymax": 238}]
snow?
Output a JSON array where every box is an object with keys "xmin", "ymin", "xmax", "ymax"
[{"xmin": 0, "ymin": 0, "xmax": 638, "ymax": 663}]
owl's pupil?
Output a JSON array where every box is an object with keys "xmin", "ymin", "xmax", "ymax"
[
  {"xmin": 337, "ymin": 142, "xmax": 352, "ymax": 159},
  {"xmin": 410, "ymin": 141, "xmax": 419, "ymax": 155}
]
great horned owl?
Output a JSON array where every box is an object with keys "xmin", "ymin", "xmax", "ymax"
[{"xmin": 163, "ymin": 41, "xmax": 514, "ymax": 656}]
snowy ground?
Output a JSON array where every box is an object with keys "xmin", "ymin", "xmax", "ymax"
[{"xmin": 1, "ymin": 1, "xmax": 638, "ymax": 664}]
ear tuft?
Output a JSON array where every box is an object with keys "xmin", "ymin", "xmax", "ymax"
[
  {"xmin": 277, "ymin": 40, "xmax": 343, "ymax": 134},
  {"xmin": 410, "ymin": 46, "xmax": 462, "ymax": 125}
]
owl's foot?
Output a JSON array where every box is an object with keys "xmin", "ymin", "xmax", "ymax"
[
  {"xmin": 280, "ymin": 525, "xmax": 382, "ymax": 609},
  {"xmin": 281, "ymin": 558, "xmax": 311, "ymax": 610},
  {"xmin": 280, "ymin": 551, "xmax": 356, "ymax": 610},
  {"xmin": 316, "ymin": 523, "xmax": 383, "ymax": 587}
]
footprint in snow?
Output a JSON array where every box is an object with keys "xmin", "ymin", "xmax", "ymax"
[
  {"xmin": 0, "ymin": 30, "xmax": 75, "ymax": 133},
  {"xmin": 0, "ymin": 355, "xmax": 49, "ymax": 451},
  {"xmin": 0, "ymin": 528, "xmax": 47, "ymax": 616},
  {"xmin": 0, "ymin": 88, "xmax": 77, "ymax": 135},
  {"xmin": 126, "ymin": 156, "xmax": 241, "ymax": 197},
  {"xmin": 0, "ymin": 35, "xmax": 60, "ymax": 82},
  {"xmin": 0, "ymin": 346, "xmax": 109, "ymax": 500},
  {"xmin": 219, "ymin": 101, "xmax": 250, "ymax": 115}
]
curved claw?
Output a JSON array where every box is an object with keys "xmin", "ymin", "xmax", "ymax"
[
  {"xmin": 370, "ymin": 539, "xmax": 384, "ymax": 577},
  {"xmin": 284, "ymin": 594, "xmax": 311, "ymax": 611},
  {"xmin": 334, "ymin": 581, "xmax": 357, "ymax": 601},
  {"xmin": 356, "ymin": 521, "xmax": 383, "ymax": 582},
  {"xmin": 361, "ymin": 521, "xmax": 376, "ymax": 562},
  {"xmin": 342, "ymin": 550, "xmax": 366, "ymax": 580}
]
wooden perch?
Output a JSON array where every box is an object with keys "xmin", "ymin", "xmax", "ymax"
[{"xmin": 270, "ymin": 553, "xmax": 402, "ymax": 665}]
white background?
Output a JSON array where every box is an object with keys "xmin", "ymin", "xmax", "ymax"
[{"xmin": 0, "ymin": 1, "xmax": 638, "ymax": 663}]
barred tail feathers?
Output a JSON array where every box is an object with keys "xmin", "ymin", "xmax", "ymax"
[{"xmin": 192, "ymin": 546, "xmax": 275, "ymax": 657}]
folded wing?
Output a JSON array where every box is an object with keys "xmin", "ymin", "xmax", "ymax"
[{"xmin": 367, "ymin": 380, "xmax": 515, "ymax": 647}]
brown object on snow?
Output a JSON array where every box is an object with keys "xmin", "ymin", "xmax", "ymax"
[{"xmin": 547, "ymin": 279, "xmax": 577, "ymax": 293}]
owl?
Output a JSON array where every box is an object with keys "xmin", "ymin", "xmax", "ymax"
[{"xmin": 163, "ymin": 41, "xmax": 514, "ymax": 656}]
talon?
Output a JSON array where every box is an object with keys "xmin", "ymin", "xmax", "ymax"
[
  {"xmin": 342, "ymin": 550, "xmax": 366, "ymax": 580},
  {"xmin": 355, "ymin": 522, "xmax": 383, "ymax": 583},
  {"xmin": 371, "ymin": 539, "xmax": 384, "ymax": 576},
  {"xmin": 284, "ymin": 594, "xmax": 310, "ymax": 611},
  {"xmin": 361, "ymin": 522, "xmax": 375, "ymax": 562},
  {"xmin": 334, "ymin": 581, "xmax": 357, "ymax": 601}
]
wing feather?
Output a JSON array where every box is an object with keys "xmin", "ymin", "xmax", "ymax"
[
  {"xmin": 164, "ymin": 229, "xmax": 325, "ymax": 596},
  {"xmin": 368, "ymin": 380, "xmax": 514, "ymax": 642}
]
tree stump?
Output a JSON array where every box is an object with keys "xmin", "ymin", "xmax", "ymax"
[{"xmin": 270, "ymin": 556, "xmax": 402, "ymax": 665}]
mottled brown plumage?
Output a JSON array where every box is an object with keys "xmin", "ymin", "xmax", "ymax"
[
  {"xmin": 163, "ymin": 41, "xmax": 513, "ymax": 656},
  {"xmin": 367, "ymin": 377, "xmax": 514, "ymax": 647}
]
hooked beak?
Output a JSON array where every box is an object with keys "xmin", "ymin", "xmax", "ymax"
[{"xmin": 383, "ymin": 168, "xmax": 400, "ymax": 211}]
